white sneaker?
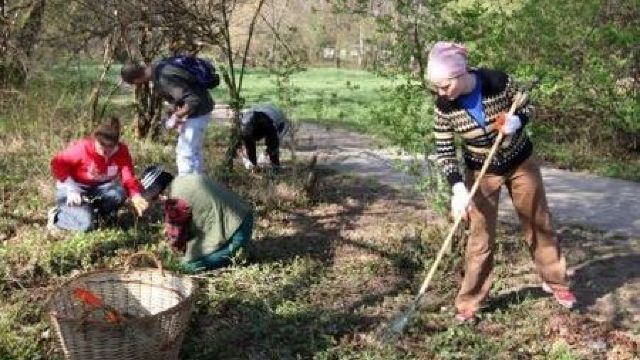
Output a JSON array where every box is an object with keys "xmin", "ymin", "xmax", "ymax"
[
  {"xmin": 242, "ymin": 157, "xmax": 255, "ymax": 170},
  {"xmin": 47, "ymin": 207, "xmax": 61, "ymax": 233},
  {"xmin": 257, "ymin": 153, "xmax": 270, "ymax": 166}
]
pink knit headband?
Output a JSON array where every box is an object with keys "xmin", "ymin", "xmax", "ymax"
[{"xmin": 426, "ymin": 41, "xmax": 469, "ymax": 82}]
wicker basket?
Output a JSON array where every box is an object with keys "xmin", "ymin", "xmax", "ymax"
[{"xmin": 48, "ymin": 252, "xmax": 197, "ymax": 360}]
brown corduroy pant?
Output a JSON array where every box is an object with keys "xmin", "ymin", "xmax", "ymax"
[{"xmin": 455, "ymin": 155, "xmax": 569, "ymax": 313}]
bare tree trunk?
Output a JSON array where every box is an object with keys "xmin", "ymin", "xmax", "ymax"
[
  {"xmin": 223, "ymin": 0, "xmax": 267, "ymax": 169},
  {"xmin": 220, "ymin": 1, "xmax": 242, "ymax": 168},
  {"xmin": 133, "ymin": 27, "xmax": 163, "ymax": 139},
  {"xmin": 16, "ymin": 0, "xmax": 46, "ymax": 57},
  {"xmin": 334, "ymin": 13, "xmax": 341, "ymax": 68},
  {"xmin": 269, "ymin": 0, "xmax": 278, "ymax": 61},
  {"xmin": 412, "ymin": 1, "xmax": 426, "ymax": 87},
  {"xmin": 358, "ymin": 22, "xmax": 364, "ymax": 68},
  {"xmin": 0, "ymin": 0, "xmax": 7, "ymax": 60},
  {"xmin": 88, "ymin": 35, "xmax": 115, "ymax": 125}
]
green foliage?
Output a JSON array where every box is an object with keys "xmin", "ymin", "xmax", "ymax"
[
  {"xmin": 476, "ymin": 0, "xmax": 639, "ymax": 178},
  {"xmin": 366, "ymin": 81, "xmax": 451, "ymax": 204},
  {"xmin": 425, "ymin": 326, "xmax": 501, "ymax": 359},
  {"xmin": 314, "ymin": 348, "xmax": 406, "ymax": 360},
  {"xmin": 273, "ymin": 67, "xmax": 303, "ymax": 111},
  {"xmin": 0, "ymin": 305, "xmax": 48, "ymax": 360},
  {"xmin": 213, "ymin": 67, "xmax": 400, "ymax": 132},
  {"xmin": 549, "ymin": 340, "xmax": 581, "ymax": 360},
  {"xmin": 355, "ymin": 0, "xmax": 640, "ymax": 181},
  {"xmin": 368, "ymin": 82, "xmax": 432, "ymax": 154}
]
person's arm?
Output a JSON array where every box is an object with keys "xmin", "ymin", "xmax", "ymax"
[
  {"xmin": 51, "ymin": 141, "xmax": 83, "ymax": 182},
  {"xmin": 116, "ymin": 145, "xmax": 142, "ymax": 197},
  {"xmin": 173, "ymin": 103, "xmax": 191, "ymax": 119},
  {"xmin": 506, "ymin": 76, "xmax": 534, "ymax": 127},
  {"xmin": 51, "ymin": 140, "xmax": 85, "ymax": 205},
  {"xmin": 434, "ymin": 106, "xmax": 463, "ymax": 186},
  {"xmin": 434, "ymin": 107, "xmax": 472, "ymax": 218},
  {"xmin": 159, "ymin": 74, "xmax": 199, "ymax": 120},
  {"xmin": 115, "ymin": 145, "xmax": 148, "ymax": 215}
]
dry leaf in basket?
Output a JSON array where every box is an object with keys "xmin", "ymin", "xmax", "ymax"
[
  {"xmin": 72, "ymin": 287, "xmax": 104, "ymax": 308},
  {"xmin": 73, "ymin": 287, "xmax": 124, "ymax": 325},
  {"xmin": 103, "ymin": 308, "xmax": 123, "ymax": 325}
]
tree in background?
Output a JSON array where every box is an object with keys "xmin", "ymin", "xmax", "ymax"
[
  {"xmin": 42, "ymin": 0, "xmax": 177, "ymax": 131},
  {"xmin": 42, "ymin": 0, "xmax": 251, "ymax": 143},
  {"xmin": 3, "ymin": 0, "xmax": 637, "ymax": 174},
  {"xmin": 0, "ymin": 0, "xmax": 47, "ymax": 87}
]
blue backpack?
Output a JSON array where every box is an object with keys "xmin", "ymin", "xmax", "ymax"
[{"xmin": 157, "ymin": 55, "xmax": 220, "ymax": 89}]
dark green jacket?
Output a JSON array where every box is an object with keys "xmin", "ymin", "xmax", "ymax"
[
  {"xmin": 153, "ymin": 63, "xmax": 214, "ymax": 117},
  {"xmin": 169, "ymin": 175, "xmax": 251, "ymax": 262}
]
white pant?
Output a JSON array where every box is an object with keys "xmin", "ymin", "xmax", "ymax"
[{"xmin": 176, "ymin": 113, "xmax": 211, "ymax": 175}]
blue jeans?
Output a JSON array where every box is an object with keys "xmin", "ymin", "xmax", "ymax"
[
  {"xmin": 53, "ymin": 181, "xmax": 126, "ymax": 232},
  {"xmin": 176, "ymin": 113, "xmax": 211, "ymax": 175},
  {"xmin": 185, "ymin": 213, "xmax": 254, "ymax": 272}
]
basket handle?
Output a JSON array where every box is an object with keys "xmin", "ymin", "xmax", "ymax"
[{"xmin": 124, "ymin": 251, "xmax": 165, "ymax": 276}]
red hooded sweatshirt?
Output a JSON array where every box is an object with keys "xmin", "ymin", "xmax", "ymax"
[{"xmin": 50, "ymin": 137, "xmax": 142, "ymax": 197}]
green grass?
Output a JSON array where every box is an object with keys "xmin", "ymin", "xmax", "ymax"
[
  {"xmin": 212, "ymin": 66, "xmax": 640, "ymax": 182},
  {"xmin": 217, "ymin": 67, "xmax": 402, "ymax": 131},
  {"xmin": 1, "ymin": 79, "xmax": 637, "ymax": 359},
  {"xmin": 33, "ymin": 62, "xmax": 640, "ymax": 181},
  {"xmin": 549, "ymin": 341, "xmax": 582, "ymax": 360},
  {"xmin": 50, "ymin": 63, "xmax": 400, "ymax": 129}
]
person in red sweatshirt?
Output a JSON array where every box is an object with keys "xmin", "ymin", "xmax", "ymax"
[{"xmin": 48, "ymin": 117, "xmax": 148, "ymax": 232}]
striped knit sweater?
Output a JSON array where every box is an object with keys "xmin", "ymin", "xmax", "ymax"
[{"xmin": 434, "ymin": 68, "xmax": 534, "ymax": 186}]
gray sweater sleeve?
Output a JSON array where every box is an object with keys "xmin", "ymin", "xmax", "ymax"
[
  {"xmin": 155, "ymin": 65, "xmax": 214, "ymax": 116},
  {"xmin": 158, "ymin": 74, "xmax": 195, "ymax": 109}
]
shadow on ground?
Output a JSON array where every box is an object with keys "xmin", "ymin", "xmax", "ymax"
[
  {"xmin": 486, "ymin": 219, "xmax": 640, "ymax": 330},
  {"xmin": 180, "ymin": 170, "xmax": 436, "ymax": 359}
]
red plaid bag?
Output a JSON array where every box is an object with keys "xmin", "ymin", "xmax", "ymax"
[{"xmin": 164, "ymin": 198, "xmax": 192, "ymax": 252}]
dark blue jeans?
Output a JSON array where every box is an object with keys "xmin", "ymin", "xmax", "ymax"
[
  {"xmin": 185, "ymin": 213, "xmax": 254, "ymax": 272},
  {"xmin": 54, "ymin": 181, "xmax": 125, "ymax": 232}
]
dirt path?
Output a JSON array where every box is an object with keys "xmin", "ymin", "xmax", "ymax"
[
  {"xmin": 214, "ymin": 107, "xmax": 640, "ymax": 237},
  {"xmin": 290, "ymin": 122, "xmax": 640, "ymax": 239}
]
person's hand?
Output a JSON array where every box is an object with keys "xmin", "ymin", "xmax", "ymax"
[
  {"xmin": 242, "ymin": 157, "xmax": 255, "ymax": 170},
  {"xmin": 257, "ymin": 153, "xmax": 270, "ymax": 166},
  {"xmin": 164, "ymin": 113, "xmax": 178, "ymax": 130},
  {"xmin": 451, "ymin": 182, "xmax": 472, "ymax": 220},
  {"xmin": 131, "ymin": 194, "xmax": 149, "ymax": 216},
  {"xmin": 63, "ymin": 178, "xmax": 83, "ymax": 206},
  {"xmin": 66, "ymin": 191, "xmax": 83, "ymax": 206},
  {"xmin": 175, "ymin": 117, "xmax": 186, "ymax": 133},
  {"xmin": 495, "ymin": 112, "xmax": 521, "ymax": 135}
]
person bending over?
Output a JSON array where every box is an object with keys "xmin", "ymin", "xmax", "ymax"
[{"xmin": 141, "ymin": 166, "xmax": 254, "ymax": 272}]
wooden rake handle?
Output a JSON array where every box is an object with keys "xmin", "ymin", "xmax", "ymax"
[{"xmin": 414, "ymin": 92, "xmax": 527, "ymax": 301}]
